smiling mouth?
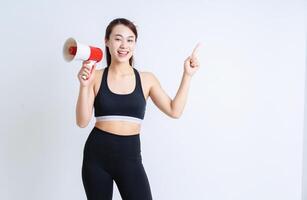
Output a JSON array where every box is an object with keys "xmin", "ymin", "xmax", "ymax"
[{"xmin": 117, "ymin": 50, "xmax": 129, "ymax": 56}]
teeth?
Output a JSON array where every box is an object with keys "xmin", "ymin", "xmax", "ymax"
[{"xmin": 118, "ymin": 51, "xmax": 128, "ymax": 55}]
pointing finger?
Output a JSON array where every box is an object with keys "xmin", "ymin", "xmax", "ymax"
[{"xmin": 191, "ymin": 42, "xmax": 201, "ymax": 58}]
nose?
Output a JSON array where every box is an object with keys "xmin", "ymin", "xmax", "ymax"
[{"xmin": 119, "ymin": 40, "xmax": 128, "ymax": 49}]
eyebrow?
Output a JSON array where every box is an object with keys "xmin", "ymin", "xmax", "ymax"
[{"xmin": 114, "ymin": 34, "xmax": 135, "ymax": 38}]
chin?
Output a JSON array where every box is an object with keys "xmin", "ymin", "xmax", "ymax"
[
  {"xmin": 113, "ymin": 58, "xmax": 129, "ymax": 64},
  {"xmin": 116, "ymin": 56, "xmax": 132, "ymax": 62}
]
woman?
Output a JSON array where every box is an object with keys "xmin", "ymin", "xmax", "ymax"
[{"xmin": 77, "ymin": 18, "xmax": 200, "ymax": 200}]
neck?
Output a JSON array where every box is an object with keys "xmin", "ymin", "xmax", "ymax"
[{"xmin": 109, "ymin": 61, "xmax": 133, "ymax": 76}]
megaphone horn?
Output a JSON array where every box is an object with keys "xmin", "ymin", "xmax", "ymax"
[
  {"xmin": 63, "ymin": 37, "xmax": 103, "ymax": 80},
  {"xmin": 63, "ymin": 37, "xmax": 103, "ymax": 62}
]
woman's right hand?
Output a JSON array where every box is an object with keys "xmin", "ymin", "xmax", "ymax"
[{"xmin": 78, "ymin": 60, "xmax": 96, "ymax": 87}]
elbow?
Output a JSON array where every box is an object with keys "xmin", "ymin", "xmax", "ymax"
[
  {"xmin": 77, "ymin": 123, "xmax": 88, "ymax": 128},
  {"xmin": 76, "ymin": 122, "xmax": 88, "ymax": 128},
  {"xmin": 76, "ymin": 119, "xmax": 90, "ymax": 128},
  {"xmin": 170, "ymin": 101, "xmax": 183, "ymax": 119},
  {"xmin": 169, "ymin": 107, "xmax": 182, "ymax": 119},
  {"xmin": 76, "ymin": 111, "xmax": 92, "ymax": 128},
  {"xmin": 172, "ymin": 114, "xmax": 181, "ymax": 119},
  {"xmin": 170, "ymin": 111, "xmax": 182, "ymax": 119}
]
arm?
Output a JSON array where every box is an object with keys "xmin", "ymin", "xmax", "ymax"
[
  {"xmin": 149, "ymin": 43, "xmax": 201, "ymax": 119},
  {"xmin": 149, "ymin": 72, "xmax": 192, "ymax": 119},
  {"xmin": 76, "ymin": 85, "xmax": 95, "ymax": 127},
  {"xmin": 171, "ymin": 73, "xmax": 192, "ymax": 117},
  {"xmin": 75, "ymin": 62, "xmax": 97, "ymax": 128}
]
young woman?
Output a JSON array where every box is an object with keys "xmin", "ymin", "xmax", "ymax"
[{"xmin": 76, "ymin": 18, "xmax": 200, "ymax": 200}]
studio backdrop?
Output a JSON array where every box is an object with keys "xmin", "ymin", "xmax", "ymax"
[{"xmin": 0, "ymin": 0, "xmax": 306, "ymax": 200}]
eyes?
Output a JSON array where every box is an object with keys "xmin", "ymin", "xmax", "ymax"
[{"xmin": 115, "ymin": 38, "xmax": 134, "ymax": 43}]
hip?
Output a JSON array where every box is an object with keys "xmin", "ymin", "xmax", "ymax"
[{"xmin": 83, "ymin": 126, "xmax": 142, "ymax": 160}]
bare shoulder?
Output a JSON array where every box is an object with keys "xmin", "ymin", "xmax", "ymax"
[
  {"xmin": 93, "ymin": 67, "xmax": 106, "ymax": 95},
  {"xmin": 96, "ymin": 67, "xmax": 105, "ymax": 76},
  {"xmin": 94, "ymin": 68, "xmax": 104, "ymax": 83},
  {"xmin": 139, "ymin": 71, "xmax": 159, "ymax": 86},
  {"xmin": 138, "ymin": 70, "xmax": 159, "ymax": 98}
]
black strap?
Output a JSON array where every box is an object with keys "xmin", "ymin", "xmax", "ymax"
[
  {"xmin": 102, "ymin": 66, "xmax": 109, "ymax": 87},
  {"xmin": 133, "ymin": 67, "xmax": 143, "ymax": 93}
]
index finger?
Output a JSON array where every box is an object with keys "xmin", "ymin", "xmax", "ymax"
[{"xmin": 191, "ymin": 42, "xmax": 201, "ymax": 58}]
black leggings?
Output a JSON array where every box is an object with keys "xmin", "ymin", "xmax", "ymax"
[{"xmin": 82, "ymin": 126, "xmax": 153, "ymax": 200}]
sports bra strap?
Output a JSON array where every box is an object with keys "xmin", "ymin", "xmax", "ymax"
[
  {"xmin": 133, "ymin": 67, "xmax": 143, "ymax": 94},
  {"xmin": 101, "ymin": 66, "xmax": 109, "ymax": 90}
]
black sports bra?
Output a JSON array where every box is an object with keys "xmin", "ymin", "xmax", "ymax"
[{"xmin": 94, "ymin": 66, "xmax": 147, "ymax": 124}]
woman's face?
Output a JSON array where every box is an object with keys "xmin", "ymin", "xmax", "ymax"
[{"xmin": 105, "ymin": 24, "xmax": 136, "ymax": 64}]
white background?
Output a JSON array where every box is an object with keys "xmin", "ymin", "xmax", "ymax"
[{"xmin": 1, "ymin": 0, "xmax": 305, "ymax": 199}]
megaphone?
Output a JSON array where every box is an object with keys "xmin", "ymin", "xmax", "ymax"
[{"xmin": 63, "ymin": 37, "xmax": 103, "ymax": 80}]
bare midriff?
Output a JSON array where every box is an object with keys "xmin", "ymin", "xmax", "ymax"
[{"xmin": 94, "ymin": 121, "xmax": 141, "ymax": 136}]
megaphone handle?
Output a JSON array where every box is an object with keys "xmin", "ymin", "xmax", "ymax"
[{"xmin": 82, "ymin": 60, "xmax": 96, "ymax": 80}]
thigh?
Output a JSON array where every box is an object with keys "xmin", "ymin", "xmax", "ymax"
[
  {"xmin": 82, "ymin": 161, "xmax": 114, "ymax": 200},
  {"xmin": 113, "ymin": 158, "xmax": 153, "ymax": 200}
]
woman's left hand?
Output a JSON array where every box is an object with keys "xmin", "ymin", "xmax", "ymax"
[{"xmin": 184, "ymin": 43, "xmax": 201, "ymax": 77}]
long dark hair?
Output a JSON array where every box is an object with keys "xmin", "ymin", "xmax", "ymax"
[{"xmin": 104, "ymin": 18, "xmax": 138, "ymax": 67}]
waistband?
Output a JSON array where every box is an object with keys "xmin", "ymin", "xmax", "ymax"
[
  {"xmin": 92, "ymin": 126, "xmax": 140, "ymax": 138},
  {"xmin": 95, "ymin": 115, "xmax": 143, "ymax": 124},
  {"xmin": 85, "ymin": 126, "xmax": 141, "ymax": 158}
]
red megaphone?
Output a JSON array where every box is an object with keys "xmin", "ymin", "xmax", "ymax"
[{"xmin": 63, "ymin": 37, "xmax": 103, "ymax": 80}]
